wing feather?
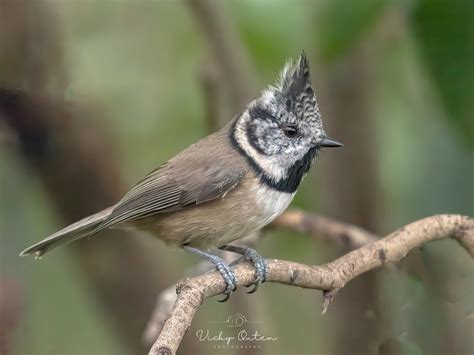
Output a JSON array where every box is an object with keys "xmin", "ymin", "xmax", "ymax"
[{"xmin": 93, "ymin": 162, "xmax": 245, "ymax": 233}]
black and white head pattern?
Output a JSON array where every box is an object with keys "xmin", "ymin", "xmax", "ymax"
[{"xmin": 232, "ymin": 52, "xmax": 327, "ymax": 193}]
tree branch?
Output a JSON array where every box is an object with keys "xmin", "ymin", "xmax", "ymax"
[
  {"xmin": 268, "ymin": 208, "xmax": 379, "ymax": 250},
  {"xmin": 142, "ymin": 208, "xmax": 376, "ymax": 344},
  {"xmin": 148, "ymin": 214, "xmax": 473, "ymax": 355}
]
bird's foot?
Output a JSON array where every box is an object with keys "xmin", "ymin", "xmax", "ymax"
[
  {"xmin": 182, "ymin": 245, "xmax": 237, "ymax": 302},
  {"xmin": 213, "ymin": 257, "xmax": 238, "ymax": 302},
  {"xmin": 221, "ymin": 245, "xmax": 267, "ymax": 294}
]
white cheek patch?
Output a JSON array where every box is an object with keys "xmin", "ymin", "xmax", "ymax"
[{"xmin": 234, "ymin": 114, "xmax": 288, "ymax": 182}]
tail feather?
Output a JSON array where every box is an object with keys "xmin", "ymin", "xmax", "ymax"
[{"xmin": 20, "ymin": 207, "xmax": 114, "ymax": 258}]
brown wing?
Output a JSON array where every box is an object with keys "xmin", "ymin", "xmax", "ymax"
[
  {"xmin": 93, "ymin": 130, "xmax": 247, "ymax": 233},
  {"xmin": 93, "ymin": 164, "xmax": 244, "ymax": 233}
]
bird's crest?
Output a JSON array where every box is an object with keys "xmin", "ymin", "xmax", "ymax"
[{"xmin": 276, "ymin": 51, "xmax": 312, "ymax": 97}]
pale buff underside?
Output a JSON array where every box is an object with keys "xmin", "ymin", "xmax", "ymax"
[{"xmin": 129, "ymin": 171, "xmax": 294, "ymax": 249}]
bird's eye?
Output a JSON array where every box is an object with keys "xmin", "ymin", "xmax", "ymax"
[{"xmin": 282, "ymin": 124, "xmax": 298, "ymax": 138}]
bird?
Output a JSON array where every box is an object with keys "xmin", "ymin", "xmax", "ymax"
[{"xmin": 20, "ymin": 52, "xmax": 342, "ymax": 301}]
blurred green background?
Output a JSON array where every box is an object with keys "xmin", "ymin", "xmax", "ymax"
[{"xmin": 0, "ymin": 0, "xmax": 472, "ymax": 355}]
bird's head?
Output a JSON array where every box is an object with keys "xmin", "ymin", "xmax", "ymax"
[{"xmin": 232, "ymin": 52, "xmax": 342, "ymax": 193}]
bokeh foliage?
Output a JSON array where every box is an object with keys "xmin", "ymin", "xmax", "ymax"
[{"xmin": 412, "ymin": 0, "xmax": 474, "ymax": 146}]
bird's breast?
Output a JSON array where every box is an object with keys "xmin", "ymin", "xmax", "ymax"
[{"xmin": 254, "ymin": 183, "xmax": 295, "ymax": 226}]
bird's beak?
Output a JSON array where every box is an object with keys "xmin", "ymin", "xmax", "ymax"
[{"xmin": 319, "ymin": 135, "xmax": 343, "ymax": 148}]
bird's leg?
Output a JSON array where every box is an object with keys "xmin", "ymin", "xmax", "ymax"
[
  {"xmin": 219, "ymin": 245, "xmax": 266, "ymax": 294},
  {"xmin": 182, "ymin": 245, "xmax": 237, "ymax": 302}
]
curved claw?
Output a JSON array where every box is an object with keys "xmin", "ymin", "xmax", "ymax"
[
  {"xmin": 217, "ymin": 277, "xmax": 237, "ymax": 302},
  {"xmin": 246, "ymin": 283, "xmax": 259, "ymax": 294},
  {"xmin": 218, "ymin": 293, "xmax": 231, "ymax": 302},
  {"xmin": 181, "ymin": 245, "xmax": 239, "ymax": 302},
  {"xmin": 217, "ymin": 245, "xmax": 268, "ymax": 296},
  {"xmin": 214, "ymin": 261, "xmax": 238, "ymax": 302},
  {"xmin": 229, "ymin": 247, "xmax": 267, "ymax": 294},
  {"xmin": 253, "ymin": 257, "xmax": 267, "ymax": 283},
  {"xmin": 246, "ymin": 264, "xmax": 266, "ymax": 294}
]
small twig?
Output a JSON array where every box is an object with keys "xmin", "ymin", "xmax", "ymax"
[
  {"xmin": 321, "ymin": 288, "xmax": 339, "ymax": 314},
  {"xmin": 148, "ymin": 214, "xmax": 474, "ymax": 355}
]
